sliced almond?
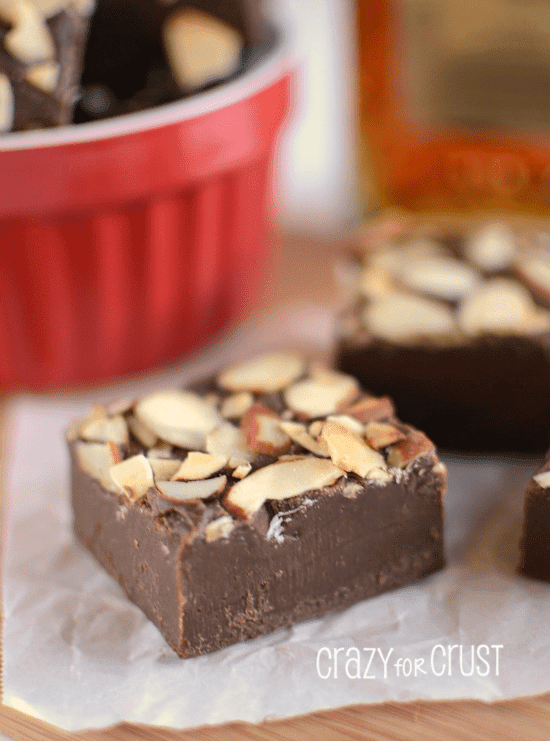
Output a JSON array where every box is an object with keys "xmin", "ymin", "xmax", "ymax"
[
  {"xmin": 80, "ymin": 414, "xmax": 129, "ymax": 446},
  {"xmin": 342, "ymin": 395, "xmax": 395, "ymax": 424},
  {"xmin": 75, "ymin": 441, "xmax": 122, "ymax": 493},
  {"xmin": 533, "ymin": 470, "xmax": 550, "ymax": 489},
  {"xmin": 365, "ymin": 422, "xmax": 406, "ymax": 449},
  {"xmin": 171, "ymin": 452, "xmax": 228, "ymax": 481},
  {"xmin": 3, "ymin": 0, "xmax": 55, "ymax": 64},
  {"xmin": 109, "ymin": 454, "xmax": 154, "ymax": 502},
  {"xmin": 128, "ymin": 414, "xmax": 158, "ymax": 448},
  {"xmin": 232, "ymin": 463, "xmax": 252, "ymax": 479},
  {"xmin": 367, "ymin": 468, "xmax": 394, "ymax": 483},
  {"xmin": 241, "ymin": 403, "xmax": 291, "ymax": 456},
  {"xmin": 221, "ymin": 391, "xmax": 254, "ymax": 419},
  {"xmin": 458, "ymin": 278, "xmax": 539, "ymax": 336},
  {"xmin": 320, "ymin": 420, "xmax": 387, "ymax": 478},
  {"xmin": 465, "ymin": 222, "xmax": 516, "ymax": 272},
  {"xmin": 224, "ymin": 457, "xmax": 344, "ymax": 519},
  {"xmin": 0, "ymin": 73, "xmax": 14, "ymax": 133},
  {"xmin": 156, "ymin": 475, "xmax": 227, "ymax": 502},
  {"xmin": 308, "ymin": 420, "xmax": 324, "ymax": 438},
  {"xmin": 364, "ymin": 293, "xmax": 457, "ymax": 344},
  {"xmin": 516, "ymin": 256, "xmax": 550, "ymax": 307},
  {"xmin": 217, "ymin": 351, "xmax": 305, "ymax": 394},
  {"xmin": 204, "ymin": 515, "xmax": 235, "ymax": 543},
  {"xmin": 326, "ymin": 414, "xmax": 365, "ymax": 435},
  {"xmin": 147, "ymin": 444, "xmax": 173, "ymax": 459},
  {"xmin": 284, "ymin": 368, "xmax": 359, "ymax": 419},
  {"xmin": 386, "ymin": 431, "xmax": 434, "ymax": 468},
  {"xmin": 279, "ymin": 421, "xmax": 330, "ymax": 457},
  {"xmin": 399, "ymin": 257, "xmax": 480, "ymax": 301},
  {"xmin": 148, "ymin": 458, "xmax": 181, "ymax": 481},
  {"xmin": 358, "ymin": 265, "xmax": 395, "ymax": 299},
  {"xmin": 25, "ymin": 60, "xmax": 59, "ymax": 92},
  {"xmin": 206, "ymin": 422, "xmax": 256, "ymax": 463},
  {"xmin": 164, "ymin": 7, "xmax": 243, "ymax": 91},
  {"xmin": 370, "ymin": 240, "xmax": 445, "ymax": 273},
  {"xmin": 135, "ymin": 390, "xmax": 221, "ymax": 450}
]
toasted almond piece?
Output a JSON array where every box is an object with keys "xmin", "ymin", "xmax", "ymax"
[
  {"xmin": 241, "ymin": 403, "xmax": 291, "ymax": 456},
  {"xmin": 171, "ymin": 452, "xmax": 228, "ymax": 480},
  {"xmin": 221, "ymin": 391, "xmax": 254, "ymax": 419},
  {"xmin": 164, "ymin": 7, "xmax": 243, "ymax": 91},
  {"xmin": 80, "ymin": 414, "xmax": 129, "ymax": 446},
  {"xmin": 147, "ymin": 444, "xmax": 173, "ymax": 459},
  {"xmin": 3, "ymin": 0, "xmax": 55, "ymax": 64},
  {"xmin": 75, "ymin": 441, "xmax": 122, "ymax": 493},
  {"xmin": 224, "ymin": 457, "xmax": 344, "ymax": 519},
  {"xmin": 110, "ymin": 454, "xmax": 154, "ymax": 502},
  {"xmin": 365, "ymin": 422, "xmax": 406, "ymax": 449},
  {"xmin": 308, "ymin": 420, "xmax": 324, "ymax": 438},
  {"xmin": 135, "ymin": 390, "xmax": 221, "ymax": 450},
  {"xmin": 533, "ymin": 470, "xmax": 550, "ymax": 488},
  {"xmin": 516, "ymin": 256, "xmax": 550, "ymax": 306},
  {"xmin": 399, "ymin": 257, "xmax": 481, "ymax": 301},
  {"xmin": 0, "ymin": 73, "xmax": 14, "ymax": 133},
  {"xmin": 284, "ymin": 368, "xmax": 359, "ymax": 419},
  {"xmin": 279, "ymin": 420, "xmax": 330, "ymax": 457},
  {"xmin": 367, "ymin": 468, "xmax": 394, "ymax": 483},
  {"xmin": 326, "ymin": 414, "xmax": 365, "ymax": 435},
  {"xmin": 232, "ymin": 462, "xmax": 252, "ymax": 479},
  {"xmin": 386, "ymin": 431, "xmax": 434, "ymax": 468},
  {"xmin": 206, "ymin": 422, "xmax": 256, "ymax": 463},
  {"xmin": 205, "ymin": 515, "xmax": 235, "ymax": 543},
  {"xmin": 457, "ymin": 278, "xmax": 538, "ymax": 336},
  {"xmin": 342, "ymin": 395, "xmax": 395, "ymax": 424},
  {"xmin": 370, "ymin": 240, "xmax": 445, "ymax": 273},
  {"xmin": 65, "ymin": 418, "xmax": 81, "ymax": 442},
  {"xmin": 320, "ymin": 421, "xmax": 387, "ymax": 478},
  {"xmin": 77, "ymin": 404, "xmax": 107, "ymax": 433},
  {"xmin": 128, "ymin": 414, "xmax": 158, "ymax": 448},
  {"xmin": 148, "ymin": 458, "xmax": 181, "ymax": 481},
  {"xmin": 25, "ymin": 60, "xmax": 59, "ymax": 91},
  {"xmin": 156, "ymin": 475, "xmax": 227, "ymax": 502},
  {"xmin": 228, "ymin": 455, "xmax": 249, "ymax": 469},
  {"xmin": 218, "ymin": 351, "xmax": 305, "ymax": 394},
  {"xmin": 364, "ymin": 292, "xmax": 457, "ymax": 344},
  {"xmin": 358, "ymin": 265, "xmax": 395, "ymax": 299},
  {"xmin": 465, "ymin": 222, "xmax": 516, "ymax": 272}
]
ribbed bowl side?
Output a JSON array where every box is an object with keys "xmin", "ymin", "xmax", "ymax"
[{"xmin": 0, "ymin": 151, "xmax": 273, "ymax": 390}]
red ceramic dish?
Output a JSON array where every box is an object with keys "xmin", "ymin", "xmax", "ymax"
[{"xmin": 0, "ymin": 34, "xmax": 292, "ymax": 390}]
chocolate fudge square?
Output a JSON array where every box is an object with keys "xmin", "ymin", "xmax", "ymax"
[
  {"xmin": 336, "ymin": 222, "xmax": 550, "ymax": 453},
  {"xmin": 68, "ymin": 352, "xmax": 446, "ymax": 658}
]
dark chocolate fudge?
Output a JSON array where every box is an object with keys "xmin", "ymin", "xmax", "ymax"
[
  {"xmin": 0, "ymin": 0, "xmax": 93, "ymax": 131},
  {"xmin": 520, "ymin": 458, "xmax": 550, "ymax": 581},
  {"xmin": 336, "ymin": 222, "xmax": 550, "ymax": 453},
  {"xmin": 68, "ymin": 352, "xmax": 446, "ymax": 658}
]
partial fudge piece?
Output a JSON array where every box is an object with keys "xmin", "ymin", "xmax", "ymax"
[
  {"xmin": 0, "ymin": 0, "xmax": 94, "ymax": 131},
  {"xmin": 68, "ymin": 352, "xmax": 446, "ymax": 658},
  {"xmin": 336, "ymin": 221, "xmax": 550, "ymax": 453},
  {"xmin": 520, "ymin": 457, "xmax": 550, "ymax": 581}
]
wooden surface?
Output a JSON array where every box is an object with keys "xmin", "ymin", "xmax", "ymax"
[{"xmin": 3, "ymin": 233, "xmax": 550, "ymax": 741}]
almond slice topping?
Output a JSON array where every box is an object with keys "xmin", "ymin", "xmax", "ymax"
[
  {"xmin": 224, "ymin": 457, "xmax": 344, "ymax": 519},
  {"xmin": 148, "ymin": 458, "xmax": 181, "ymax": 481},
  {"xmin": 325, "ymin": 414, "xmax": 365, "ymax": 435},
  {"xmin": 399, "ymin": 257, "xmax": 480, "ymax": 301},
  {"xmin": 204, "ymin": 515, "xmax": 235, "ymax": 542},
  {"xmin": 135, "ymin": 390, "xmax": 221, "ymax": 450},
  {"xmin": 241, "ymin": 403, "xmax": 291, "ymax": 456},
  {"xmin": 365, "ymin": 422, "xmax": 406, "ymax": 449},
  {"xmin": 364, "ymin": 293, "xmax": 457, "ymax": 344},
  {"xmin": 217, "ymin": 351, "xmax": 305, "ymax": 393},
  {"xmin": 221, "ymin": 392, "xmax": 254, "ymax": 419},
  {"xmin": 386, "ymin": 431, "xmax": 434, "ymax": 468},
  {"xmin": 0, "ymin": 74, "xmax": 14, "ymax": 133},
  {"xmin": 465, "ymin": 222, "xmax": 516, "ymax": 272},
  {"xmin": 279, "ymin": 421, "xmax": 329, "ymax": 457},
  {"xmin": 156, "ymin": 475, "xmax": 227, "ymax": 502},
  {"xmin": 80, "ymin": 414, "xmax": 129, "ymax": 446},
  {"xmin": 342, "ymin": 395, "xmax": 395, "ymax": 424},
  {"xmin": 206, "ymin": 422, "xmax": 256, "ymax": 463},
  {"xmin": 516, "ymin": 256, "xmax": 550, "ymax": 307},
  {"xmin": 171, "ymin": 452, "xmax": 228, "ymax": 481},
  {"xmin": 319, "ymin": 421, "xmax": 387, "ymax": 478},
  {"xmin": 533, "ymin": 471, "xmax": 550, "ymax": 489},
  {"xmin": 128, "ymin": 414, "xmax": 158, "ymax": 448},
  {"xmin": 2, "ymin": 0, "xmax": 55, "ymax": 64},
  {"xmin": 75, "ymin": 441, "xmax": 122, "ymax": 493},
  {"xmin": 232, "ymin": 463, "xmax": 252, "ymax": 479},
  {"xmin": 284, "ymin": 368, "xmax": 359, "ymax": 419},
  {"xmin": 457, "ymin": 278, "xmax": 539, "ymax": 336},
  {"xmin": 109, "ymin": 454, "xmax": 154, "ymax": 502}
]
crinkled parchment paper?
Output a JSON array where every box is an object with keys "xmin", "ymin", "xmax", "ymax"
[{"xmin": 4, "ymin": 306, "xmax": 550, "ymax": 732}]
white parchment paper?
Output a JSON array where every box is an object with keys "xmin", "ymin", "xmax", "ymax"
[{"xmin": 4, "ymin": 305, "xmax": 550, "ymax": 732}]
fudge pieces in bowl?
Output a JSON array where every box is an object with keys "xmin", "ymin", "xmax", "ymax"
[
  {"xmin": 67, "ymin": 352, "xmax": 446, "ymax": 658},
  {"xmin": 336, "ymin": 222, "xmax": 550, "ymax": 453}
]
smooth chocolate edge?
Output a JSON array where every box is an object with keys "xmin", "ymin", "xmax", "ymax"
[
  {"xmin": 70, "ymin": 444, "xmax": 445, "ymax": 659},
  {"xmin": 336, "ymin": 334, "xmax": 550, "ymax": 454},
  {"xmin": 520, "ymin": 457, "xmax": 550, "ymax": 582}
]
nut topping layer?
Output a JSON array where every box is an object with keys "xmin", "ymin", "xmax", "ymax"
[{"xmin": 69, "ymin": 354, "xmax": 440, "ymax": 539}]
